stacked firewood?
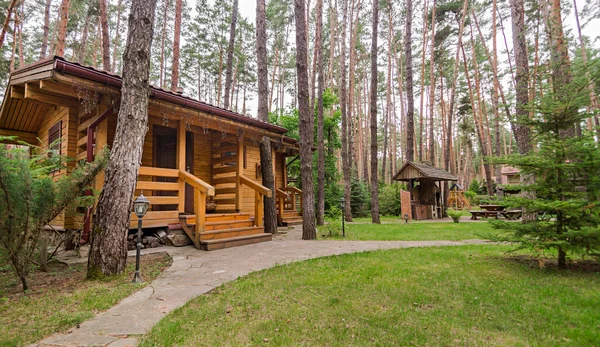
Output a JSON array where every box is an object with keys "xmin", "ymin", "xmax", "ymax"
[{"xmin": 127, "ymin": 228, "xmax": 192, "ymax": 250}]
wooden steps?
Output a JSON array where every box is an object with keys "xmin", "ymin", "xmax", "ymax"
[
  {"xmin": 202, "ymin": 233, "xmax": 272, "ymax": 251},
  {"xmin": 281, "ymin": 209, "xmax": 303, "ymax": 226},
  {"xmin": 178, "ymin": 212, "xmax": 271, "ymax": 250}
]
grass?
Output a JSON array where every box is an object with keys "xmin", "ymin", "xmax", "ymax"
[
  {"xmin": 318, "ymin": 218, "xmax": 500, "ymax": 241},
  {"xmin": 0, "ymin": 252, "xmax": 172, "ymax": 346},
  {"xmin": 140, "ymin": 245, "xmax": 600, "ymax": 346}
]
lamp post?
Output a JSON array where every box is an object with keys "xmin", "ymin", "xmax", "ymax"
[
  {"xmin": 132, "ymin": 193, "xmax": 150, "ymax": 283},
  {"xmin": 340, "ymin": 197, "xmax": 345, "ymax": 237}
]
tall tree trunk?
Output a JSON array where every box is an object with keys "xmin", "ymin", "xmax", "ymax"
[
  {"xmin": 427, "ymin": 0, "xmax": 437, "ymax": 164},
  {"xmin": 259, "ymin": 137, "xmax": 277, "ymax": 234},
  {"xmin": 294, "ymin": 0, "xmax": 316, "ymax": 239},
  {"xmin": 315, "ymin": 0, "xmax": 325, "ymax": 226},
  {"xmin": 112, "ymin": 0, "xmax": 123, "ymax": 72},
  {"xmin": 370, "ymin": 0, "xmax": 380, "ymax": 224},
  {"xmin": 573, "ymin": 0, "xmax": 600, "ymax": 136},
  {"xmin": 404, "ymin": 0, "xmax": 415, "ymax": 163},
  {"xmin": 256, "ymin": 0, "xmax": 277, "ymax": 233},
  {"xmin": 418, "ymin": 0, "xmax": 430, "ymax": 161},
  {"xmin": 492, "ymin": 0, "xmax": 502, "ymax": 194},
  {"xmin": 223, "ymin": 0, "xmax": 238, "ymax": 110},
  {"xmin": 77, "ymin": 7, "xmax": 91, "ymax": 63},
  {"xmin": 0, "ymin": 0, "xmax": 18, "ymax": 50},
  {"xmin": 510, "ymin": 0, "xmax": 532, "ymax": 154},
  {"xmin": 340, "ymin": 0, "xmax": 352, "ymax": 222},
  {"xmin": 159, "ymin": 0, "xmax": 169, "ymax": 89},
  {"xmin": 55, "ymin": 0, "xmax": 71, "ymax": 57},
  {"xmin": 99, "ymin": 0, "xmax": 112, "ymax": 72},
  {"xmin": 171, "ymin": 0, "xmax": 182, "ymax": 91},
  {"xmin": 256, "ymin": 0, "xmax": 269, "ymax": 122},
  {"xmin": 87, "ymin": 0, "xmax": 157, "ymax": 277},
  {"xmin": 40, "ymin": 0, "xmax": 52, "ymax": 59}
]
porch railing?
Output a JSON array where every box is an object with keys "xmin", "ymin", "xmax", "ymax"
[
  {"xmin": 134, "ymin": 166, "xmax": 215, "ymax": 247},
  {"xmin": 240, "ymin": 175, "xmax": 272, "ymax": 226},
  {"xmin": 281, "ymin": 186, "xmax": 303, "ymax": 215}
]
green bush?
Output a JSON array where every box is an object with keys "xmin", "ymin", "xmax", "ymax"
[
  {"xmin": 379, "ymin": 183, "xmax": 401, "ymax": 216},
  {"xmin": 350, "ymin": 179, "xmax": 370, "ymax": 217},
  {"xmin": 446, "ymin": 209, "xmax": 462, "ymax": 223},
  {"xmin": 0, "ymin": 139, "xmax": 108, "ymax": 291}
]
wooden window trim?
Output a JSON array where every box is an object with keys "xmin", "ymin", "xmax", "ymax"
[{"xmin": 48, "ymin": 120, "xmax": 62, "ymax": 157}]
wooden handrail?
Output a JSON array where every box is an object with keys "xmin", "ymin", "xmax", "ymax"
[
  {"xmin": 138, "ymin": 166, "xmax": 180, "ymax": 178},
  {"xmin": 179, "ymin": 170, "xmax": 215, "ymax": 196},
  {"xmin": 240, "ymin": 175, "xmax": 272, "ymax": 197},
  {"xmin": 282, "ymin": 186, "xmax": 302, "ymax": 194},
  {"xmin": 276, "ymin": 188, "xmax": 290, "ymax": 199}
]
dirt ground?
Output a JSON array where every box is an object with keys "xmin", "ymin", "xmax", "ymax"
[{"xmin": 0, "ymin": 252, "xmax": 171, "ymax": 299}]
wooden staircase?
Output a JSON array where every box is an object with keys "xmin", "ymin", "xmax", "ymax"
[
  {"xmin": 281, "ymin": 209, "xmax": 303, "ymax": 226},
  {"xmin": 179, "ymin": 212, "xmax": 271, "ymax": 251}
]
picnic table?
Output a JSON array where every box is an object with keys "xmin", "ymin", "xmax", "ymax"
[{"xmin": 469, "ymin": 204, "xmax": 522, "ymax": 220}]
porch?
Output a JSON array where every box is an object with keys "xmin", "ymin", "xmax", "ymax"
[{"xmin": 123, "ymin": 123, "xmax": 302, "ymax": 250}]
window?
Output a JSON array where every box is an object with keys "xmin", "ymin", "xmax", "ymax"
[{"xmin": 48, "ymin": 121, "xmax": 61, "ymax": 157}]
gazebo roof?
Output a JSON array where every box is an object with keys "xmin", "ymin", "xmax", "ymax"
[{"xmin": 393, "ymin": 161, "xmax": 458, "ymax": 182}]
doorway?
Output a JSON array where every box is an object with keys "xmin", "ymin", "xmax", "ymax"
[{"xmin": 153, "ymin": 125, "xmax": 195, "ymax": 212}]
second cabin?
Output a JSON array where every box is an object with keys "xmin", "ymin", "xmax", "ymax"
[{"xmin": 0, "ymin": 56, "xmax": 303, "ymax": 250}]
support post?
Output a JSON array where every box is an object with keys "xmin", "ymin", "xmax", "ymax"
[
  {"xmin": 178, "ymin": 119, "xmax": 186, "ymax": 212},
  {"xmin": 195, "ymin": 190, "xmax": 205, "ymax": 245},
  {"xmin": 255, "ymin": 191, "xmax": 263, "ymax": 226},
  {"xmin": 236, "ymin": 137, "xmax": 244, "ymax": 212}
]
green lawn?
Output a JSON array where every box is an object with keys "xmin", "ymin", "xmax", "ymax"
[
  {"xmin": 318, "ymin": 219, "xmax": 499, "ymax": 241},
  {"xmin": 140, "ymin": 245, "xmax": 600, "ymax": 346},
  {"xmin": 0, "ymin": 253, "xmax": 172, "ymax": 346}
]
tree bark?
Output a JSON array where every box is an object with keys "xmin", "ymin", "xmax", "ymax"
[
  {"xmin": 315, "ymin": 0, "xmax": 325, "ymax": 226},
  {"xmin": 112, "ymin": 0, "xmax": 123, "ymax": 73},
  {"xmin": 370, "ymin": 0, "xmax": 380, "ymax": 224},
  {"xmin": 404, "ymin": 0, "xmax": 415, "ymax": 163},
  {"xmin": 159, "ymin": 0, "xmax": 169, "ymax": 89},
  {"xmin": 339, "ymin": 0, "xmax": 352, "ymax": 222},
  {"xmin": 223, "ymin": 0, "xmax": 238, "ymax": 110},
  {"xmin": 77, "ymin": 6, "xmax": 91, "ymax": 64},
  {"xmin": 0, "ymin": 0, "xmax": 18, "ymax": 50},
  {"xmin": 256, "ymin": 0, "xmax": 268, "ymax": 122},
  {"xmin": 171, "ymin": 0, "xmax": 182, "ymax": 91},
  {"xmin": 55, "ymin": 0, "xmax": 71, "ymax": 57},
  {"xmin": 294, "ymin": 0, "xmax": 316, "ymax": 239},
  {"xmin": 87, "ymin": 0, "xmax": 157, "ymax": 278},
  {"xmin": 418, "ymin": 0, "xmax": 430, "ymax": 162},
  {"xmin": 40, "ymin": 0, "xmax": 52, "ymax": 59},
  {"xmin": 260, "ymin": 137, "xmax": 277, "ymax": 234},
  {"xmin": 256, "ymin": 0, "xmax": 277, "ymax": 232},
  {"xmin": 427, "ymin": 0, "xmax": 437, "ymax": 164},
  {"xmin": 99, "ymin": 0, "xmax": 112, "ymax": 72},
  {"xmin": 510, "ymin": 0, "xmax": 532, "ymax": 155}
]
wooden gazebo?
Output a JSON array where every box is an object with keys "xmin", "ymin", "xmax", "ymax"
[{"xmin": 393, "ymin": 161, "xmax": 457, "ymax": 220}]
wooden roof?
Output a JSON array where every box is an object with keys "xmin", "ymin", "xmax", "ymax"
[
  {"xmin": 393, "ymin": 161, "xmax": 458, "ymax": 181},
  {"xmin": 0, "ymin": 56, "xmax": 293, "ymax": 143}
]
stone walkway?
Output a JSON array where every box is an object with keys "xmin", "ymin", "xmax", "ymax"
[{"xmin": 33, "ymin": 226, "xmax": 487, "ymax": 347}]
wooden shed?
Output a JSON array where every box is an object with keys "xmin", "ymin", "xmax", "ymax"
[{"xmin": 393, "ymin": 161, "xmax": 457, "ymax": 220}]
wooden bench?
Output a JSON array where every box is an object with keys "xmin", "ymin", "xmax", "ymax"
[
  {"xmin": 469, "ymin": 210, "xmax": 501, "ymax": 220},
  {"xmin": 502, "ymin": 210, "xmax": 522, "ymax": 220}
]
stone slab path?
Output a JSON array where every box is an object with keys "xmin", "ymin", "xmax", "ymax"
[{"xmin": 33, "ymin": 227, "xmax": 487, "ymax": 347}]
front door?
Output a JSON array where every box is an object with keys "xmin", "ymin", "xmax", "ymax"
[{"xmin": 154, "ymin": 125, "xmax": 177, "ymax": 211}]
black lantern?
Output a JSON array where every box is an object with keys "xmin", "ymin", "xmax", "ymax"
[
  {"xmin": 340, "ymin": 197, "xmax": 346, "ymax": 237},
  {"xmin": 132, "ymin": 193, "xmax": 150, "ymax": 283}
]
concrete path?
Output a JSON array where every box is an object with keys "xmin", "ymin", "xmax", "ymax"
[{"xmin": 34, "ymin": 226, "xmax": 487, "ymax": 347}]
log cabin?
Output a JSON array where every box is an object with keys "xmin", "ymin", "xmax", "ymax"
[{"xmin": 0, "ymin": 56, "xmax": 303, "ymax": 250}]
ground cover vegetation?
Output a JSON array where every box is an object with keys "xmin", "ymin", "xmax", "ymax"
[
  {"xmin": 0, "ymin": 252, "xmax": 172, "ymax": 346},
  {"xmin": 319, "ymin": 219, "xmax": 498, "ymax": 241},
  {"xmin": 140, "ymin": 245, "xmax": 600, "ymax": 346}
]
